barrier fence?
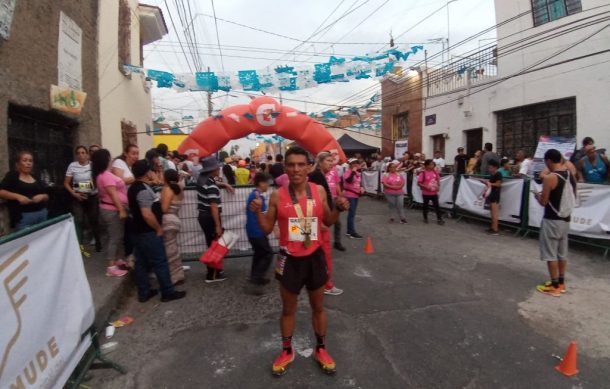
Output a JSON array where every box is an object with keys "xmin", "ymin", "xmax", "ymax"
[
  {"xmin": 178, "ymin": 185, "xmax": 279, "ymax": 260},
  {"xmin": 175, "ymin": 174, "xmax": 609, "ymax": 259}
]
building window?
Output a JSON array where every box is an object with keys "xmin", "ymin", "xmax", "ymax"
[
  {"xmin": 496, "ymin": 98, "xmax": 576, "ymax": 158},
  {"xmin": 531, "ymin": 0, "xmax": 582, "ymax": 26},
  {"xmin": 118, "ymin": 0, "xmax": 132, "ymax": 73},
  {"xmin": 393, "ymin": 112, "xmax": 409, "ymax": 140},
  {"xmin": 7, "ymin": 104, "xmax": 76, "ymax": 186},
  {"xmin": 431, "ymin": 135, "xmax": 445, "ymax": 158}
]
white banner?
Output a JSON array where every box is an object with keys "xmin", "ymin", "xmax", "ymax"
[
  {"xmin": 455, "ymin": 177, "xmax": 524, "ymax": 223},
  {"xmin": 58, "ymin": 12, "xmax": 82, "ymax": 90},
  {"xmin": 361, "ymin": 171, "xmax": 379, "ymax": 194},
  {"xmin": 178, "ymin": 187, "xmax": 279, "ymax": 254},
  {"xmin": 411, "ymin": 174, "xmax": 455, "ymax": 208},
  {"xmin": 0, "ymin": 217, "xmax": 94, "ymax": 389},
  {"xmin": 528, "ymin": 181, "xmax": 610, "ymax": 240}
]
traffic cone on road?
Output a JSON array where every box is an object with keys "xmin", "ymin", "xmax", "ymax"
[
  {"xmin": 364, "ymin": 237, "xmax": 374, "ymax": 254},
  {"xmin": 555, "ymin": 341, "xmax": 579, "ymax": 377}
]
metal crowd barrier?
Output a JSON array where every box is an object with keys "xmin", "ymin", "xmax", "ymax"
[{"xmin": 177, "ymin": 184, "xmax": 279, "ymax": 260}]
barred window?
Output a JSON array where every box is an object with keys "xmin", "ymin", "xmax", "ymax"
[{"xmin": 532, "ymin": 0, "xmax": 582, "ymax": 27}]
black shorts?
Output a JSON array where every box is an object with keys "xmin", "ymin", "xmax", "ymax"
[{"xmin": 275, "ymin": 248, "xmax": 328, "ymax": 294}]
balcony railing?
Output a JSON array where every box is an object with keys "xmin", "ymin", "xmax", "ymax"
[{"xmin": 426, "ymin": 45, "xmax": 497, "ymax": 96}]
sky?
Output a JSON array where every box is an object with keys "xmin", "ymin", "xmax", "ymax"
[{"xmin": 143, "ymin": 0, "xmax": 497, "ymax": 154}]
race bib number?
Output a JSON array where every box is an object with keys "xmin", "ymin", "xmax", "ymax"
[
  {"xmin": 288, "ymin": 217, "xmax": 319, "ymax": 242},
  {"xmin": 77, "ymin": 181, "xmax": 93, "ymax": 193}
]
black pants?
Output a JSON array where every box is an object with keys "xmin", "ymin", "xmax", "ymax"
[
  {"xmin": 198, "ymin": 211, "xmax": 222, "ymax": 274},
  {"xmin": 71, "ymin": 194, "xmax": 100, "ymax": 246},
  {"xmin": 333, "ymin": 219, "xmax": 342, "ymax": 245},
  {"xmin": 422, "ymin": 194, "xmax": 442, "ymax": 219},
  {"xmin": 249, "ymin": 236, "xmax": 273, "ymax": 280}
]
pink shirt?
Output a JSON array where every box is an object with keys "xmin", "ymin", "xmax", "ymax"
[
  {"xmin": 275, "ymin": 173, "xmax": 289, "ymax": 188},
  {"xmin": 417, "ymin": 170, "xmax": 440, "ymax": 196},
  {"xmin": 342, "ymin": 169, "xmax": 361, "ymax": 198},
  {"xmin": 382, "ymin": 173, "xmax": 405, "ymax": 195},
  {"xmin": 96, "ymin": 171, "xmax": 128, "ymax": 211},
  {"xmin": 325, "ymin": 169, "xmax": 341, "ymax": 198}
]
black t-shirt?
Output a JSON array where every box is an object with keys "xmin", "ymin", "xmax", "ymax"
[
  {"xmin": 454, "ymin": 154, "xmax": 469, "ymax": 175},
  {"xmin": 488, "ymin": 172, "xmax": 502, "ymax": 201},
  {"xmin": 308, "ymin": 169, "xmax": 333, "ymax": 208},
  {"xmin": 544, "ymin": 170, "xmax": 575, "ymax": 222},
  {"xmin": 269, "ymin": 163, "xmax": 284, "ymax": 179},
  {"xmin": 0, "ymin": 171, "xmax": 47, "ymax": 226}
]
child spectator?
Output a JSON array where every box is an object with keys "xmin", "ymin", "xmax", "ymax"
[
  {"xmin": 246, "ymin": 173, "xmax": 273, "ymax": 286},
  {"xmin": 418, "ymin": 159, "xmax": 444, "ymax": 225},
  {"xmin": 498, "ymin": 158, "xmax": 512, "ymax": 178}
]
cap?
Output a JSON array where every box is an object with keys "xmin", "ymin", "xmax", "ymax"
[
  {"xmin": 199, "ymin": 155, "xmax": 222, "ymax": 173},
  {"xmin": 348, "ymin": 158, "xmax": 359, "ymax": 164}
]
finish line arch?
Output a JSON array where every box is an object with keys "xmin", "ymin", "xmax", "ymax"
[{"xmin": 178, "ymin": 96, "xmax": 346, "ymax": 162}]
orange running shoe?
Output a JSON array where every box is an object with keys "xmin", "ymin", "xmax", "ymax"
[
  {"xmin": 536, "ymin": 283, "xmax": 561, "ymax": 297},
  {"xmin": 314, "ymin": 348, "xmax": 337, "ymax": 375},
  {"xmin": 544, "ymin": 281, "xmax": 566, "ymax": 293},
  {"xmin": 271, "ymin": 349, "xmax": 295, "ymax": 377}
]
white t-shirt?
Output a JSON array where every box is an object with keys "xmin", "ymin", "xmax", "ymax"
[
  {"xmin": 433, "ymin": 157, "xmax": 446, "ymax": 168},
  {"xmin": 65, "ymin": 161, "xmax": 94, "ymax": 193},
  {"xmin": 112, "ymin": 158, "xmax": 134, "ymax": 180},
  {"xmin": 519, "ymin": 158, "xmax": 534, "ymax": 177}
]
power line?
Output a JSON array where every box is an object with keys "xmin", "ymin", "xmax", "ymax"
[{"xmin": 210, "ymin": 0, "xmax": 225, "ymax": 72}]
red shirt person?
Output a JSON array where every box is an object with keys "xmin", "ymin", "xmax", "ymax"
[{"xmin": 250, "ymin": 147, "xmax": 348, "ymax": 377}]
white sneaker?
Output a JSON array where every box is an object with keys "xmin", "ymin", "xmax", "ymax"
[
  {"xmin": 182, "ymin": 265, "xmax": 191, "ymax": 271},
  {"xmin": 324, "ymin": 286, "xmax": 344, "ymax": 296}
]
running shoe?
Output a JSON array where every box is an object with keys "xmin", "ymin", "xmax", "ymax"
[
  {"xmin": 487, "ymin": 229, "xmax": 499, "ymax": 236},
  {"xmin": 106, "ymin": 266, "xmax": 128, "ymax": 277},
  {"xmin": 80, "ymin": 245, "xmax": 91, "ymax": 258},
  {"xmin": 536, "ymin": 283, "xmax": 562, "ymax": 297},
  {"xmin": 348, "ymin": 233, "xmax": 363, "ymax": 239},
  {"xmin": 324, "ymin": 286, "xmax": 344, "ymax": 296},
  {"xmin": 544, "ymin": 281, "xmax": 566, "ymax": 293},
  {"xmin": 314, "ymin": 348, "xmax": 337, "ymax": 375},
  {"xmin": 333, "ymin": 243, "xmax": 346, "ymax": 251},
  {"xmin": 271, "ymin": 349, "xmax": 295, "ymax": 377}
]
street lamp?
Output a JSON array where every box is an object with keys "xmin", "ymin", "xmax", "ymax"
[{"xmin": 446, "ymin": 0, "xmax": 458, "ymax": 65}]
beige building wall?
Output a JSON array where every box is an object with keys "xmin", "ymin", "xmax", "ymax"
[{"xmin": 98, "ymin": 0, "xmax": 154, "ymax": 158}]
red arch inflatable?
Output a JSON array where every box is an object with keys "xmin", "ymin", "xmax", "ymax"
[{"xmin": 177, "ymin": 96, "xmax": 346, "ymax": 162}]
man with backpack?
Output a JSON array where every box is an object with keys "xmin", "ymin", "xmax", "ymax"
[{"xmin": 533, "ymin": 149, "xmax": 576, "ymax": 297}]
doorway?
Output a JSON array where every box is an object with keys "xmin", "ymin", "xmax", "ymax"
[
  {"xmin": 431, "ymin": 134, "xmax": 445, "ymax": 157},
  {"xmin": 464, "ymin": 128, "xmax": 483, "ymax": 157}
]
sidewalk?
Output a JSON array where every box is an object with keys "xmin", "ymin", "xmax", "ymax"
[{"xmin": 82, "ymin": 247, "xmax": 133, "ymax": 329}]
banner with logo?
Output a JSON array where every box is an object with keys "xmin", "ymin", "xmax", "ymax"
[
  {"xmin": 411, "ymin": 174, "xmax": 455, "ymax": 208},
  {"xmin": 0, "ymin": 217, "xmax": 94, "ymax": 389},
  {"xmin": 361, "ymin": 171, "xmax": 380, "ymax": 194},
  {"xmin": 394, "ymin": 140, "xmax": 408, "ymax": 159},
  {"xmin": 455, "ymin": 177, "xmax": 524, "ymax": 223},
  {"xmin": 532, "ymin": 136, "xmax": 576, "ymax": 173},
  {"xmin": 528, "ymin": 181, "xmax": 610, "ymax": 239}
]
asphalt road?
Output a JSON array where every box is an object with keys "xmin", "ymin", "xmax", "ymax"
[{"xmin": 89, "ymin": 197, "xmax": 610, "ymax": 389}]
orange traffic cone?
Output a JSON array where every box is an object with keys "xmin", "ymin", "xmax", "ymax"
[
  {"xmin": 364, "ymin": 237, "xmax": 374, "ymax": 254},
  {"xmin": 555, "ymin": 341, "xmax": 579, "ymax": 377}
]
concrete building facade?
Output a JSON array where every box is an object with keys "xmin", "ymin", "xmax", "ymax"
[
  {"xmin": 381, "ymin": 73, "xmax": 424, "ymax": 157},
  {"xmin": 422, "ymin": 0, "xmax": 610, "ymax": 165},
  {"xmin": 98, "ymin": 0, "xmax": 167, "ymax": 157},
  {"xmin": 0, "ymin": 0, "xmax": 100, "ymax": 180}
]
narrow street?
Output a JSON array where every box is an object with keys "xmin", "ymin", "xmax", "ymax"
[{"xmin": 89, "ymin": 198, "xmax": 610, "ymax": 388}]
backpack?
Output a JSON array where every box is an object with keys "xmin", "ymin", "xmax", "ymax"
[{"xmin": 549, "ymin": 171, "xmax": 576, "ymax": 218}]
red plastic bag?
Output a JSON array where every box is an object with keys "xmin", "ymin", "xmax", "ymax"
[{"xmin": 199, "ymin": 239, "xmax": 228, "ymax": 269}]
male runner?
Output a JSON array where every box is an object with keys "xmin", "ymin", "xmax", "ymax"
[{"xmin": 250, "ymin": 147, "xmax": 349, "ymax": 376}]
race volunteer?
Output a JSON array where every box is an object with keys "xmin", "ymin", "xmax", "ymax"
[{"xmin": 249, "ymin": 146, "xmax": 349, "ymax": 377}]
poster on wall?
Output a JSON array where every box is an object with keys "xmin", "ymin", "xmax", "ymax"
[
  {"xmin": 394, "ymin": 140, "xmax": 408, "ymax": 159},
  {"xmin": 58, "ymin": 11, "xmax": 82, "ymax": 90},
  {"xmin": 0, "ymin": 0, "xmax": 17, "ymax": 39},
  {"xmin": 532, "ymin": 136, "xmax": 576, "ymax": 173},
  {"xmin": 50, "ymin": 85, "xmax": 87, "ymax": 114}
]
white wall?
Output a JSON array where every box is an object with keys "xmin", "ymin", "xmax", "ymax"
[
  {"xmin": 98, "ymin": 0, "xmax": 154, "ymax": 158},
  {"xmin": 493, "ymin": 0, "xmax": 610, "ymax": 147},
  {"xmin": 423, "ymin": 0, "xmax": 610, "ymax": 163}
]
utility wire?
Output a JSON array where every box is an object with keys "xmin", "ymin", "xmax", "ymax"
[{"xmin": 210, "ymin": 0, "xmax": 225, "ymax": 72}]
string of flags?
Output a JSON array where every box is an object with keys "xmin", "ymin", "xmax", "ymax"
[{"xmin": 125, "ymin": 46, "xmax": 424, "ymax": 93}]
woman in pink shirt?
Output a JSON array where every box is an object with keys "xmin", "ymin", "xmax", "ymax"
[
  {"xmin": 91, "ymin": 149, "xmax": 129, "ymax": 277},
  {"xmin": 343, "ymin": 158, "xmax": 364, "ymax": 239},
  {"xmin": 417, "ymin": 159, "xmax": 445, "ymax": 225},
  {"xmin": 382, "ymin": 161, "xmax": 407, "ymax": 223}
]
